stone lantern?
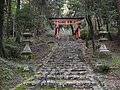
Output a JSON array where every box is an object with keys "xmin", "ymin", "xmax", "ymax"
[
  {"xmin": 95, "ymin": 28, "xmax": 111, "ymax": 69},
  {"xmin": 99, "ymin": 30, "xmax": 110, "ymax": 52},
  {"xmin": 21, "ymin": 29, "xmax": 32, "ymax": 56}
]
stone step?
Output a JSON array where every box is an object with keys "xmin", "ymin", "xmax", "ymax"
[
  {"xmin": 59, "ymin": 62, "xmax": 83, "ymax": 65},
  {"xmin": 54, "ymin": 80, "xmax": 96, "ymax": 86},
  {"xmin": 37, "ymin": 69, "xmax": 88, "ymax": 75},
  {"xmin": 33, "ymin": 74, "xmax": 91, "ymax": 82},
  {"xmin": 47, "ymin": 75, "xmax": 90, "ymax": 80},
  {"xmin": 22, "ymin": 40, "xmax": 103, "ymax": 90},
  {"xmin": 75, "ymin": 88, "xmax": 93, "ymax": 90},
  {"xmin": 48, "ymin": 62, "xmax": 85, "ymax": 66},
  {"xmin": 68, "ymin": 71, "xmax": 88, "ymax": 75},
  {"xmin": 25, "ymin": 79, "xmax": 97, "ymax": 87}
]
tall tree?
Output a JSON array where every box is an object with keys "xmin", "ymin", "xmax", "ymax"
[
  {"xmin": 85, "ymin": 0, "xmax": 95, "ymax": 53},
  {"xmin": 6, "ymin": 0, "xmax": 12, "ymax": 37},
  {"xmin": 16, "ymin": 0, "xmax": 20, "ymax": 43},
  {"xmin": 116, "ymin": 0, "xmax": 120, "ymax": 39},
  {"xmin": 86, "ymin": 15, "xmax": 95, "ymax": 53},
  {"xmin": 0, "ymin": 0, "xmax": 5, "ymax": 57}
]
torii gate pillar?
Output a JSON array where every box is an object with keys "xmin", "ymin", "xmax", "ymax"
[{"xmin": 55, "ymin": 21, "xmax": 59, "ymax": 39}]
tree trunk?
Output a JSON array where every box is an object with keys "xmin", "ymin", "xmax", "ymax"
[
  {"xmin": 85, "ymin": 35, "xmax": 89, "ymax": 48},
  {"xmin": 94, "ymin": 18, "xmax": 97, "ymax": 31},
  {"xmin": 86, "ymin": 15, "xmax": 95, "ymax": 53},
  {"xmin": 16, "ymin": 0, "xmax": 20, "ymax": 43},
  {"xmin": 117, "ymin": 19, "xmax": 120, "ymax": 38},
  {"xmin": 12, "ymin": 14, "xmax": 15, "ymax": 37},
  {"xmin": 0, "ymin": 0, "xmax": 5, "ymax": 57},
  {"xmin": 97, "ymin": 17, "xmax": 101, "ymax": 31},
  {"xmin": 6, "ymin": 0, "xmax": 12, "ymax": 37},
  {"xmin": 106, "ymin": 23, "xmax": 112, "ymax": 41},
  {"xmin": 116, "ymin": 0, "xmax": 120, "ymax": 40},
  {"xmin": 116, "ymin": 0, "xmax": 120, "ymax": 15},
  {"xmin": 70, "ymin": 25, "xmax": 74, "ymax": 35}
]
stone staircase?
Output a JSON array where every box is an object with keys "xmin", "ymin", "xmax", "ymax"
[{"xmin": 24, "ymin": 39, "xmax": 103, "ymax": 90}]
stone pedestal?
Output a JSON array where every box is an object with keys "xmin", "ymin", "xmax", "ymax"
[{"xmin": 21, "ymin": 29, "xmax": 33, "ymax": 58}]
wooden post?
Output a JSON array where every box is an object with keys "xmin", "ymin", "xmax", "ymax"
[
  {"xmin": 56, "ymin": 27, "xmax": 59, "ymax": 39},
  {"xmin": 55, "ymin": 20, "xmax": 59, "ymax": 39},
  {"xmin": 75, "ymin": 25, "xmax": 81, "ymax": 39},
  {"xmin": 77, "ymin": 26, "xmax": 81, "ymax": 38}
]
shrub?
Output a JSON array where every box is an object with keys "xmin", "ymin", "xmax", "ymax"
[
  {"xmin": 80, "ymin": 30, "xmax": 88, "ymax": 40},
  {"xmin": 5, "ymin": 38, "xmax": 21, "ymax": 58},
  {"xmin": 97, "ymin": 52, "xmax": 112, "ymax": 59},
  {"xmin": 15, "ymin": 85, "xmax": 26, "ymax": 90},
  {"xmin": 95, "ymin": 64, "xmax": 110, "ymax": 74}
]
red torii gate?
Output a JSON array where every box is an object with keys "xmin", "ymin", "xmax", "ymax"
[{"xmin": 49, "ymin": 17, "xmax": 84, "ymax": 39}]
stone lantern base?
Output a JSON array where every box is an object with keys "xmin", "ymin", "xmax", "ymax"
[
  {"xmin": 99, "ymin": 44, "xmax": 110, "ymax": 53},
  {"xmin": 95, "ymin": 44, "xmax": 112, "ymax": 63}
]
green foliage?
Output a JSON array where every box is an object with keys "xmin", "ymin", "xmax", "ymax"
[
  {"xmin": 5, "ymin": 38, "xmax": 21, "ymax": 58},
  {"xmin": 38, "ymin": 85, "xmax": 74, "ymax": 90},
  {"xmin": 0, "ymin": 58, "xmax": 14, "ymax": 89},
  {"xmin": 12, "ymin": 1, "xmax": 17, "ymax": 14},
  {"xmin": 16, "ymin": 4, "xmax": 35, "ymax": 31},
  {"xmin": 110, "ymin": 56, "xmax": 120, "ymax": 67},
  {"xmin": 15, "ymin": 85, "xmax": 26, "ymax": 90},
  {"xmin": 95, "ymin": 64, "xmax": 110, "ymax": 74},
  {"xmin": 0, "ymin": 68, "xmax": 13, "ymax": 89},
  {"xmin": 0, "ymin": 68, "xmax": 13, "ymax": 81},
  {"xmin": 106, "ymin": 56, "xmax": 120, "ymax": 76},
  {"xmin": 80, "ymin": 30, "xmax": 88, "ymax": 40},
  {"xmin": 16, "ymin": 65, "xmax": 23, "ymax": 73},
  {"xmin": 96, "ymin": 55, "xmax": 120, "ymax": 76},
  {"xmin": 97, "ymin": 52, "xmax": 112, "ymax": 59},
  {"xmin": 16, "ymin": 65, "xmax": 35, "ymax": 79},
  {"xmin": 16, "ymin": 67, "xmax": 34, "ymax": 77}
]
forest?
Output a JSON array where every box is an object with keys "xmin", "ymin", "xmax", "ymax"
[{"xmin": 0, "ymin": 0, "xmax": 120, "ymax": 90}]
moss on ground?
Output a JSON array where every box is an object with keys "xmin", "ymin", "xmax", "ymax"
[
  {"xmin": 15, "ymin": 85, "xmax": 26, "ymax": 90},
  {"xmin": 37, "ymin": 85, "xmax": 74, "ymax": 90},
  {"xmin": 16, "ymin": 65, "xmax": 35, "ymax": 80},
  {"xmin": 106, "ymin": 56, "xmax": 120, "ymax": 76},
  {"xmin": 97, "ymin": 52, "xmax": 112, "ymax": 59},
  {"xmin": 0, "ymin": 58, "xmax": 16, "ymax": 89},
  {"xmin": 15, "ymin": 85, "xmax": 74, "ymax": 90},
  {"xmin": 96, "ymin": 55, "xmax": 120, "ymax": 76}
]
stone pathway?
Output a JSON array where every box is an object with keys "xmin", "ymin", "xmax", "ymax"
[{"xmin": 13, "ymin": 36, "xmax": 103, "ymax": 90}]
